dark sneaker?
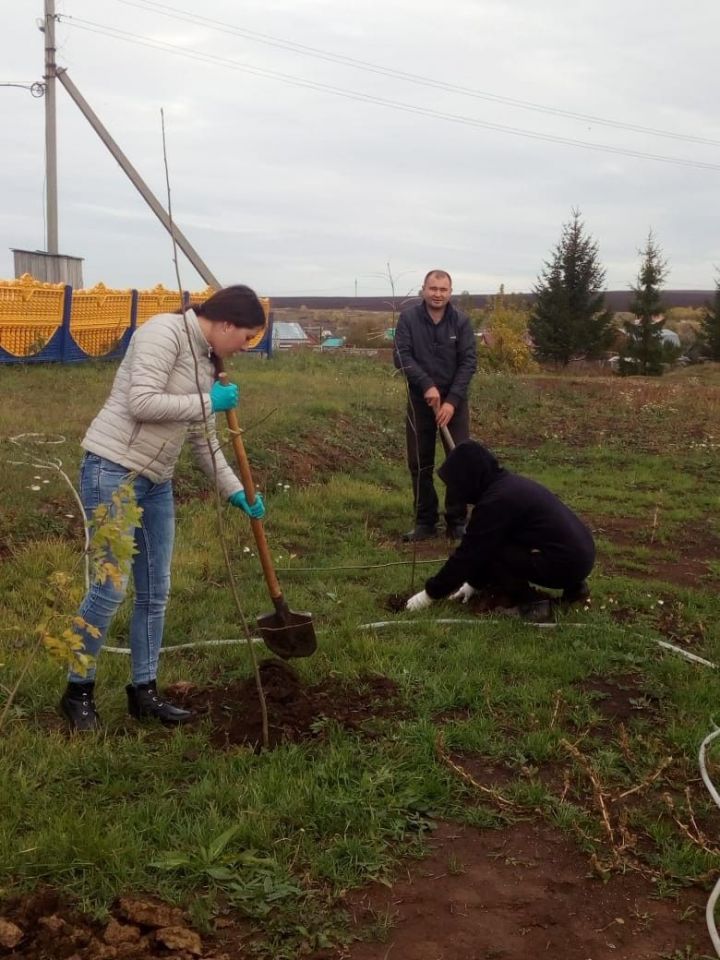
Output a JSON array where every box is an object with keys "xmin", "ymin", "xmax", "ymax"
[
  {"xmin": 562, "ymin": 580, "xmax": 590, "ymax": 604},
  {"xmin": 446, "ymin": 524, "xmax": 466, "ymax": 540},
  {"xmin": 126, "ymin": 682, "xmax": 194, "ymax": 726},
  {"xmin": 515, "ymin": 599, "xmax": 553, "ymax": 622},
  {"xmin": 402, "ymin": 524, "xmax": 438, "ymax": 543},
  {"xmin": 60, "ymin": 682, "xmax": 101, "ymax": 733}
]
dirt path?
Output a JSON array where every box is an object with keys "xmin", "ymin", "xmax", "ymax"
[{"xmin": 336, "ymin": 820, "xmax": 707, "ymax": 960}]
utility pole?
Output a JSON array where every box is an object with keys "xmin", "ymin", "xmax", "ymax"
[
  {"xmin": 56, "ymin": 69, "xmax": 221, "ymax": 289},
  {"xmin": 31, "ymin": 4, "xmax": 220, "ymax": 288},
  {"xmin": 44, "ymin": 0, "xmax": 58, "ymax": 253}
]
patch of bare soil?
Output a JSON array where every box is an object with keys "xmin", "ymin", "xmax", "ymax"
[
  {"xmin": 329, "ymin": 820, "xmax": 707, "ymax": 960},
  {"xmin": 384, "ymin": 593, "xmax": 409, "ymax": 613},
  {"xmin": 394, "ymin": 537, "xmax": 454, "ymax": 560},
  {"xmin": 592, "ymin": 515, "xmax": 720, "ymax": 587},
  {"xmin": 442, "ymin": 753, "xmax": 567, "ymax": 795},
  {"xmin": 167, "ymin": 664, "xmax": 405, "ymax": 750},
  {"xmin": 653, "ymin": 600, "xmax": 709, "ymax": 650},
  {"xmin": 579, "ymin": 673, "xmax": 658, "ymax": 737},
  {"xmin": 0, "ymin": 890, "xmax": 232, "ymax": 960},
  {"xmin": 280, "ymin": 416, "xmax": 397, "ymax": 487}
]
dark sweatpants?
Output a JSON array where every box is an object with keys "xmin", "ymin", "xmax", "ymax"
[
  {"xmin": 405, "ymin": 395, "xmax": 470, "ymax": 529},
  {"xmin": 471, "ymin": 542, "xmax": 592, "ymax": 597}
]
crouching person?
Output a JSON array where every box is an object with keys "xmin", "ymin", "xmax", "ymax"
[{"xmin": 405, "ymin": 442, "xmax": 595, "ymax": 613}]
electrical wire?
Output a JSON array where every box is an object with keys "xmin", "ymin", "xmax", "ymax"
[
  {"xmin": 104, "ymin": 0, "xmax": 720, "ymax": 149},
  {"xmin": 57, "ymin": 15, "xmax": 720, "ymax": 174},
  {"xmin": 0, "ymin": 81, "xmax": 44, "ymax": 96},
  {"xmin": 276, "ymin": 558, "xmax": 444, "ymax": 573}
]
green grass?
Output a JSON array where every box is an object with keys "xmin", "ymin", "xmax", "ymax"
[{"xmin": 2, "ymin": 354, "xmax": 720, "ymax": 953}]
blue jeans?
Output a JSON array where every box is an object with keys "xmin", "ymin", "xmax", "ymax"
[{"xmin": 68, "ymin": 453, "xmax": 175, "ymax": 685}]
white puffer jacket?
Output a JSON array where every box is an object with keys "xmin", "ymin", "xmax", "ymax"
[{"xmin": 82, "ymin": 310, "xmax": 242, "ymax": 499}]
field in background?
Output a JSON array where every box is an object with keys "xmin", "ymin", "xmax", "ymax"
[{"xmin": 1, "ymin": 355, "xmax": 720, "ymax": 958}]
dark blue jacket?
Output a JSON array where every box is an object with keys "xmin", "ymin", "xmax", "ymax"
[{"xmin": 393, "ymin": 302, "xmax": 477, "ymax": 407}]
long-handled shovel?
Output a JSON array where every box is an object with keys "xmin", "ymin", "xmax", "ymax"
[
  {"xmin": 439, "ymin": 424, "xmax": 455, "ymax": 451},
  {"xmin": 217, "ymin": 369, "xmax": 317, "ymax": 659}
]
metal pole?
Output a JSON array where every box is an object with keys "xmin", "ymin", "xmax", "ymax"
[
  {"xmin": 44, "ymin": 0, "xmax": 58, "ymax": 254},
  {"xmin": 56, "ymin": 68, "xmax": 221, "ymax": 290}
]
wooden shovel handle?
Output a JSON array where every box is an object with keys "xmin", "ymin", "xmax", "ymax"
[
  {"xmin": 218, "ymin": 371, "xmax": 283, "ymax": 601},
  {"xmin": 439, "ymin": 424, "xmax": 455, "ymax": 451}
]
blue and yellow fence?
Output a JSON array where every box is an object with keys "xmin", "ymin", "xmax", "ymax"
[{"xmin": 0, "ymin": 276, "xmax": 272, "ymax": 363}]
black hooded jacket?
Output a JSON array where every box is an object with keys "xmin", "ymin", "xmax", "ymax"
[{"xmin": 424, "ymin": 442, "xmax": 596, "ymax": 598}]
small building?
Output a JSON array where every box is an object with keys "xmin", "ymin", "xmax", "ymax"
[
  {"xmin": 12, "ymin": 248, "xmax": 84, "ymax": 287},
  {"xmin": 319, "ymin": 336, "xmax": 345, "ymax": 350},
  {"xmin": 660, "ymin": 328, "xmax": 681, "ymax": 348},
  {"xmin": 271, "ymin": 321, "xmax": 312, "ymax": 350}
]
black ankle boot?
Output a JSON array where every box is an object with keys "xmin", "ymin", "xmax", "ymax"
[
  {"xmin": 60, "ymin": 682, "xmax": 101, "ymax": 732},
  {"xmin": 126, "ymin": 681, "xmax": 193, "ymax": 726},
  {"xmin": 562, "ymin": 580, "xmax": 590, "ymax": 604}
]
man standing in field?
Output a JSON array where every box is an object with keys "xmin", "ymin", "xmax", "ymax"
[{"xmin": 394, "ymin": 269, "xmax": 477, "ymax": 541}]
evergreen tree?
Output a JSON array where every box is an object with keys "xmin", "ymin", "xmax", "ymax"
[
  {"xmin": 529, "ymin": 210, "xmax": 613, "ymax": 365},
  {"xmin": 620, "ymin": 233, "xmax": 668, "ymax": 376},
  {"xmin": 699, "ymin": 276, "xmax": 720, "ymax": 361}
]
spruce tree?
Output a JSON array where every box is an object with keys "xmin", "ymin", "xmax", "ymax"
[
  {"xmin": 699, "ymin": 276, "xmax": 720, "ymax": 361},
  {"xmin": 620, "ymin": 233, "xmax": 668, "ymax": 376},
  {"xmin": 529, "ymin": 210, "xmax": 613, "ymax": 366}
]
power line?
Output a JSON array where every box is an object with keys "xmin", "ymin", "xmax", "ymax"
[
  {"xmin": 58, "ymin": 16, "xmax": 720, "ymax": 173},
  {"xmin": 1, "ymin": 81, "xmax": 45, "ymax": 96},
  {"xmin": 103, "ymin": 0, "xmax": 720, "ymax": 149}
]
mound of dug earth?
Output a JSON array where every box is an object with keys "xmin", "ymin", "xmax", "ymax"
[
  {"xmin": 168, "ymin": 664, "xmax": 406, "ymax": 750},
  {"xmin": 0, "ymin": 890, "xmax": 225, "ymax": 960}
]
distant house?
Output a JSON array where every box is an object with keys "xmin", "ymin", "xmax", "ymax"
[
  {"xmin": 615, "ymin": 318, "xmax": 682, "ymax": 350},
  {"xmin": 272, "ymin": 321, "xmax": 313, "ymax": 350},
  {"xmin": 660, "ymin": 328, "xmax": 681, "ymax": 348}
]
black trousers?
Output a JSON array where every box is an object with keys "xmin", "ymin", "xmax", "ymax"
[
  {"xmin": 470, "ymin": 542, "xmax": 593, "ymax": 596},
  {"xmin": 405, "ymin": 395, "xmax": 470, "ymax": 528}
]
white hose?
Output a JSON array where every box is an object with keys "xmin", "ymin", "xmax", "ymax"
[
  {"xmin": 103, "ymin": 637, "xmax": 264, "ymax": 654},
  {"xmin": 699, "ymin": 726, "xmax": 720, "ymax": 956},
  {"xmin": 358, "ymin": 618, "xmax": 587, "ymax": 630},
  {"xmin": 655, "ymin": 640, "xmax": 717, "ymax": 670}
]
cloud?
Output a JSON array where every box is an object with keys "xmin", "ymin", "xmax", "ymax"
[{"xmin": 2, "ymin": 0, "xmax": 719, "ymax": 294}]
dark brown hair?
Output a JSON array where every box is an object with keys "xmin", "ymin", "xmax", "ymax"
[
  {"xmin": 423, "ymin": 269, "xmax": 452, "ymax": 286},
  {"xmin": 184, "ymin": 284, "xmax": 266, "ymax": 330}
]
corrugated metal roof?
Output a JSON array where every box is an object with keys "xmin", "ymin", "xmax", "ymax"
[{"xmin": 272, "ymin": 321, "xmax": 309, "ymax": 341}]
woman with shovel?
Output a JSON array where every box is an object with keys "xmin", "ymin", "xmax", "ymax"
[{"xmin": 60, "ymin": 285, "xmax": 267, "ymax": 732}]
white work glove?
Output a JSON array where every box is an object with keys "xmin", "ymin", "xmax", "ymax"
[
  {"xmin": 448, "ymin": 583, "xmax": 477, "ymax": 604},
  {"xmin": 406, "ymin": 590, "xmax": 433, "ymax": 612}
]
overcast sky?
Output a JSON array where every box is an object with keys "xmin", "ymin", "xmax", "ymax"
[{"xmin": 2, "ymin": 0, "xmax": 719, "ymax": 297}]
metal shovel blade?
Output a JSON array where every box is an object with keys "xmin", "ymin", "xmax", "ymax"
[{"xmin": 257, "ymin": 596, "xmax": 317, "ymax": 659}]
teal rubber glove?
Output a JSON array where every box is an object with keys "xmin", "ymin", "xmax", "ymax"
[
  {"xmin": 210, "ymin": 379, "xmax": 239, "ymax": 413},
  {"xmin": 229, "ymin": 490, "xmax": 265, "ymax": 519}
]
